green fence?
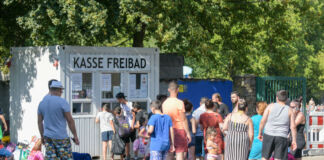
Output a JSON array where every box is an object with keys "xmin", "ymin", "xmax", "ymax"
[{"xmin": 256, "ymin": 76, "xmax": 306, "ymax": 107}]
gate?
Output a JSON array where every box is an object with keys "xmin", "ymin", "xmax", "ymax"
[{"xmin": 256, "ymin": 76, "xmax": 306, "ymax": 107}]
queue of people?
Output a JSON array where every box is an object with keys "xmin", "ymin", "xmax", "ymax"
[{"xmin": 36, "ymin": 79, "xmax": 308, "ymax": 160}]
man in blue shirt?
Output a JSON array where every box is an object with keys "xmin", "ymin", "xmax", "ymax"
[
  {"xmin": 148, "ymin": 100, "xmax": 174, "ymax": 160},
  {"xmin": 38, "ymin": 80, "xmax": 79, "ymax": 159}
]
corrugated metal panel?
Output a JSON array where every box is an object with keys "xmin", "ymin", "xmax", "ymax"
[{"xmin": 69, "ymin": 117, "xmax": 101, "ymax": 156}]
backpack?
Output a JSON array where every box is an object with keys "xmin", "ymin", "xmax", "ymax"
[{"xmin": 115, "ymin": 116, "xmax": 130, "ymax": 137}]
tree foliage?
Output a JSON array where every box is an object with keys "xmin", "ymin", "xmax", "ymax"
[{"xmin": 0, "ymin": 0, "xmax": 323, "ymax": 102}]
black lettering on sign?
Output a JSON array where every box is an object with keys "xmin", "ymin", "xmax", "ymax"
[
  {"xmin": 141, "ymin": 58, "xmax": 146, "ymax": 68},
  {"xmin": 134, "ymin": 59, "xmax": 140, "ymax": 68},
  {"xmin": 73, "ymin": 57, "xmax": 80, "ymax": 68},
  {"xmin": 92, "ymin": 57, "xmax": 98, "ymax": 68},
  {"xmin": 98, "ymin": 57, "xmax": 103, "ymax": 68},
  {"xmin": 120, "ymin": 58, "xmax": 125, "ymax": 68},
  {"xmin": 113, "ymin": 58, "xmax": 119, "ymax": 68},
  {"xmin": 80, "ymin": 58, "xmax": 86, "ymax": 68},
  {"xmin": 107, "ymin": 58, "xmax": 112, "ymax": 68},
  {"xmin": 129, "ymin": 58, "xmax": 133, "ymax": 68},
  {"xmin": 86, "ymin": 57, "xmax": 92, "ymax": 68}
]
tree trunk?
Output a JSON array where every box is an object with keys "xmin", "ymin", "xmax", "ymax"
[{"xmin": 132, "ymin": 19, "xmax": 146, "ymax": 47}]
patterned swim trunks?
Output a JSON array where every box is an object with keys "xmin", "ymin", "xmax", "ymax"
[
  {"xmin": 44, "ymin": 137, "xmax": 73, "ymax": 160},
  {"xmin": 150, "ymin": 150, "xmax": 168, "ymax": 160}
]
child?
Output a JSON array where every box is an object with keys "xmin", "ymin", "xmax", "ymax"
[
  {"xmin": 206, "ymin": 127, "xmax": 220, "ymax": 160},
  {"xmin": 147, "ymin": 100, "xmax": 174, "ymax": 160},
  {"xmin": 133, "ymin": 117, "xmax": 150, "ymax": 160},
  {"xmin": 28, "ymin": 139, "xmax": 44, "ymax": 160},
  {"xmin": 183, "ymin": 99, "xmax": 196, "ymax": 160},
  {"xmin": 96, "ymin": 104, "xmax": 115, "ymax": 160}
]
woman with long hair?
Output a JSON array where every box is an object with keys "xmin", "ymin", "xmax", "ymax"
[
  {"xmin": 290, "ymin": 97, "xmax": 306, "ymax": 160},
  {"xmin": 223, "ymin": 99, "xmax": 253, "ymax": 160},
  {"xmin": 248, "ymin": 101, "xmax": 267, "ymax": 160}
]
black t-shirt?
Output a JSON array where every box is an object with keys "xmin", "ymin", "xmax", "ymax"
[{"xmin": 219, "ymin": 103, "xmax": 229, "ymax": 119}]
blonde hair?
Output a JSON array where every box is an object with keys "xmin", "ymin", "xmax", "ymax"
[
  {"xmin": 206, "ymin": 127, "xmax": 217, "ymax": 139},
  {"xmin": 257, "ymin": 101, "xmax": 267, "ymax": 115}
]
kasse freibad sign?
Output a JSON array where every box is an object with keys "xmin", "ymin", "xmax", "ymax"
[{"xmin": 70, "ymin": 54, "xmax": 150, "ymax": 71}]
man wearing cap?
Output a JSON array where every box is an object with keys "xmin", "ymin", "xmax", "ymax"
[
  {"xmin": 38, "ymin": 80, "xmax": 79, "ymax": 159},
  {"xmin": 116, "ymin": 92, "xmax": 136, "ymax": 160}
]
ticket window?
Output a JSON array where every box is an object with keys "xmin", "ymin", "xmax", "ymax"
[
  {"xmin": 128, "ymin": 73, "xmax": 149, "ymax": 110},
  {"xmin": 101, "ymin": 73, "xmax": 121, "ymax": 112},
  {"xmin": 71, "ymin": 73, "xmax": 93, "ymax": 115}
]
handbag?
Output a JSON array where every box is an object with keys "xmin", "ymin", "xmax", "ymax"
[
  {"xmin": 111, "ymin": 133, "xmax": 125, "ymax": 155},
  {"xmin": 111, "ymin": 118, "xmax": 125, "ymax": 155}
]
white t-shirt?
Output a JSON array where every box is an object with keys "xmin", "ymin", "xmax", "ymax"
[
  {"xmin": 96, "ymin": 112, "xmax": 114, "ymax": 132},
  {"xmin": 192, "ymin": 104, "xmax": 206, "ymax": 137},
  {"xmin": 121, "ymin": 102, "xmax": 133, "ymax": 126}
]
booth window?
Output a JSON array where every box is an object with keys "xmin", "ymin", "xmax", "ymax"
[
  {"xmin": 101, "ymin": 102, "xmax": 120, "ymax": 112},
  {"xmin": 128, "ymin": 73, "xmax": 148, "ymax": 98},
  {"xmin": 72, "ymin": 103, "xmax": 91, "ymax": 114},
  {"xmin": 72, "ymin": 73, "xmax": 92, "ymax": 99},
  {"xmin": 101, "ymin": 73, "xmax": 121, "ymax": 99},
  {"xmin": 71, "ymin": 72, "xmax": 93, "ymax": 114},
  {"xmin": 133, "ymin": 101, "xmax": 147, "ymax": 110}
]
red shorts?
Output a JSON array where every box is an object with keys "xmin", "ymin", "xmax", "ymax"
[{"xmin": 174, "ymin": 128, "xmax": 188, "ymax": 153}]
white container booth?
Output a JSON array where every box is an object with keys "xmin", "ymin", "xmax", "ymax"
[{"xmin": 10, "ymin": 46, "xmax": 159, "ymax": 156}]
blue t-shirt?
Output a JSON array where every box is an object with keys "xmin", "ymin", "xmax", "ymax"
[
  {"xmin": 148, "ymin": 114, "xmax": 173, "ymax": 151},
  {"xmin": 37, "ymin": 94, "xmax": 71, "ymax": 139},
  {"xmin": 249, "ymin": 114, "xmax": 263, "ymax": 159}
]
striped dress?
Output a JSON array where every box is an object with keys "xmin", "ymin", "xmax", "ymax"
[{"xmin": 225, "ymin": 120, "xmax": 250, "ymax": 160}]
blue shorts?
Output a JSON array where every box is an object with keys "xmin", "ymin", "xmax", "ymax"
[
  {"xmin": 188, "ymin": 135, "xmax": 196, "ymax": 147},
  {"xmin": 102, "ymin": 131, "xmax": 113, "ymax": 141},
  {"xmin": 195, "ymin": 136, "xmax": 204, "ymax": 157}
]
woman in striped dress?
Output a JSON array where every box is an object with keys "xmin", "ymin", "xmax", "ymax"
[{"xmin": 223, "ymin": 99, "xmax": 254, "ymax": 160}]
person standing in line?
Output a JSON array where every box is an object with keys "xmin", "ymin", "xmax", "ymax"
[
  {"xmin": 258, "ymin": 90, "xmax": 297, "ymax": 160},
  {"xmin": 148, "ymin": 100, "xmax": 175, "ymax": 160},
  {"xmin": 212, "ymin": 93, "xmax": 229, "ymax": 119},
  {"xmin": 162, "ymin": 81, "xmax": 191, "ymax": 160},
  {"xmin": 183, "ymin": 99, "xmax": 196, "ymax": 160},
  {"xmin": 133, "ymin": 102, "xmax": 148, "ymax": 130},
  {"xmin": 200, "ymin": 100, "xmax": 224, "ymax": 159},
  {"xmin": 192, "ymin": 97, "xmax": 208, "ymax": 160},
  {"xmin": 96, "ymin": 104, "xmax": 115, "ymax": 160},
  {"xmin": 38, "ymin": 80, "xmax": 79, "ymax": 159},
  {"xmin": 249, "ymin": 101, "xmax": 268, "ymax": 160},
  {"xmin": 133, "ymin": 102, "xmax": 148, "ymax": 160},
  {"xmin": 205, "ymin": 127, "xmax": 221, "ymax": 160},
  {"xmin": 116, "ymin": 92, "xmax": 136, "ymax": 160},
  {"xmin": 0, "ymin": 108, "xmax": 8, "ymax": 144},
  {"xmin": 230, "ymin": 91, "xmax": 240, "ymax": 112},
  {"xmin": 290, "ymin": 98, "xmax": 306, "ymax": 160},
  {"xmin": 223, "ymin": 98, "xmax": 253, "ymax": 160}
]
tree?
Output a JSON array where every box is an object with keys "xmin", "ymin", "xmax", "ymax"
[{"xmin": 1, "ymin": 0, "xmax": 323, "ymax": 102}]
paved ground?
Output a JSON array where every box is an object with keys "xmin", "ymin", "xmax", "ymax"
[
  {"xmin": 302, "ymin": 156, "xmax": 324, "ymax": 160},
  {"xmin": 93, "ymin": 156, "xmax": 324, "ymax": 160}
]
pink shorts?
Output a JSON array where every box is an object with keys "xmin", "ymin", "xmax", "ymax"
[{"xmin": 174, "ymin": 128, "xmax": 188, "ymax": 153}]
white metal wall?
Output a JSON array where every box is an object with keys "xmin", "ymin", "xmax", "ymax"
[
  {"xmin": 9, "ymin": 46, "xmax": 159, "ymax": 157},
  {"xmin": 10, "ymin": 46, "xmax": 61, "ymax": 143},
  {"xmin": 61, "ymin": 46, "xmax": 159, "ymax": 157}
]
